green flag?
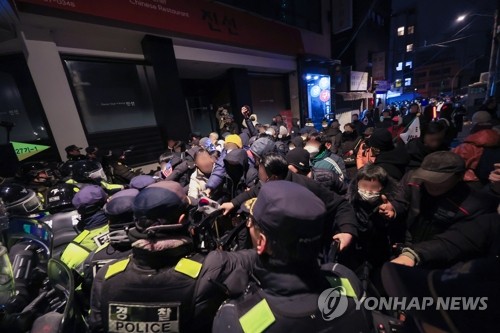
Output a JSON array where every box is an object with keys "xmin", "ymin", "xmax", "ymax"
[{"xmin": 11, "ymin": 141, "xmax": 50, "ymax": 161}]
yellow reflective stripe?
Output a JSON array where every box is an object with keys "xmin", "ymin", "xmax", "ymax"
[
  {"xmin": 174, "ymin": 258, "xmax": 202, "ymax": 279},
  {"xmin": 66, "ymin": 179, "xmax": 78, "ymax": 184},
  {"xmin": 60, "ymin": 243, "xmax": 91, "ymax": 270},
  {"xmin": 326, "ymin": 276, "xmax": 357, "ymax": 298},
  {"xmin": 73, "ymin": 230, "xmax": 90, "ymax": 243},
  {"xmin": 105, "ymin": 258, "xmax": 130, "ymax": 280},
  {"xmin": 239, "ymin": 299, "xmax": 276, "ymax": 333},
  {"xmin": 100, "ymin": 181, "xmax": 124, "ymax": 191}
]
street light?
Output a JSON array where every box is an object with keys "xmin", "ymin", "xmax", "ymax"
[
  {"xmin": 456, "ymin": 13, "xmax": 494, "ymax": 22},
  {"xmin": 456, "ymin": 9, "xmax": 498, "ymax": 100}
]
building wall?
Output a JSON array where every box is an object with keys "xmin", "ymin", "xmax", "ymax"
[{"xmin": 1, "ymin": 1, "xmax": 333, "ymax": 163}]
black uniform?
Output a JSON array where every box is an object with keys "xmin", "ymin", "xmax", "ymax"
[
  {"xmin": 111, "ymin": 161, "xmax": 141, "ymax": 184},
  {"xmin": 213, "ymin": 260, "xmax": 371, "ymax": 333},
  {"xmin": 213, "ymin": 181, "xmax": 371, "ymax": 333},
  {"xmin": 89, "ymin": 248, "xmax": 254, "ymax": 333},
  {"xmin": 89, "ymin": 182, "xmax": 254, "ymax": 332}
]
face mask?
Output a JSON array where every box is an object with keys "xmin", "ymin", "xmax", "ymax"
[
  {"xmin": 358, "ymin": 189, "xmax": 380, "ymax": 203},
  {"xmin": 304, "ymin": 145, "xmax": 319, "ymax": 159},
  {"xmin": 322, "ymin": 124, "xmax": 328, "ymax": 129}
]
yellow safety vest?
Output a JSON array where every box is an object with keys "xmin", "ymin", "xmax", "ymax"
[{"xmin": 60, "ymin": 224, "xmax": 109, "ymax": 272}]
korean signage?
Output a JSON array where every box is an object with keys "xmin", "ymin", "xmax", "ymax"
[
  {"xmin": 16, "ymin": 0, "xmax": 304, "ymax": 55},
  {"xmin": 350, "ymin": 71, "xmax": 368, "ymax": 91}
]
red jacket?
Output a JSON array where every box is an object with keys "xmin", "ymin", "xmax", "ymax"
[{"xmin": 453, "ymin": 129, "xmax": 500, "ymax": 181}]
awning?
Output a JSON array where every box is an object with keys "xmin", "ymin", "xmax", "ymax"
[{"xmin": 336, "ymin": 92, "xmax": 374, "ymax": 101}]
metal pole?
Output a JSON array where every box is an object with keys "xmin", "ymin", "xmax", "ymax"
[{"xmin": 486, "ymin": 1, "xmax": 500, "ymax": 100}]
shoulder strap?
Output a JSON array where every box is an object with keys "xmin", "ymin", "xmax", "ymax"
[
  {"xmin": 239, "ymin": 298, "xmax": 276, "ymax": 333},
  {"xmin": 104, "ymin": 257, "xmax": 130, "ymax": 280},
  {"xmin": 174, "ymin": 256, "xmax": 203, "ymax": 279}
]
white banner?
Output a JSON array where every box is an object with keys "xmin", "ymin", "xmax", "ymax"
[{"xmin": 400, "ymin": 117, "xmax": 421, "ymax": 144}]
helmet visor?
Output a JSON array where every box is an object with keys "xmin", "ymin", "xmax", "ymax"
[{"xmin": 89, "ymin": 168, "xmax": 107, "ymax": 182}]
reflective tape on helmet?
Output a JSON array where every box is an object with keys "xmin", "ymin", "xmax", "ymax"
[
  {"xmin": 239, "ymin": 299, "xmax": 276, "ymax": 333},
  {"xmin": 174, "ymin": 258, "xmax": 202, "ymax": 279},
  {"xmin": 105, "ymin": 258, "xmax": 130, "ymax": 280}
]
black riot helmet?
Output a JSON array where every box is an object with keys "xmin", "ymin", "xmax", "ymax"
[
  {"xmin": 0, "ymin": 184, "xmax": 42, "ymax": 215},
  {"xmin": 16, "ymin": 161, "xmax": 56, "ymax": 185},
  {"xmin": 72, "ymin": 160, "xmax": 107, "ymax": 183},
  {"xmin": 45, "ymin": 183, "xmax": 79, "ymax": 214}
]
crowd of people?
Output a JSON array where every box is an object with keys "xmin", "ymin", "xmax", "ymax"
[{"xmin": 0, "ymin": 100, "xmax": 499, "ymax": 332}]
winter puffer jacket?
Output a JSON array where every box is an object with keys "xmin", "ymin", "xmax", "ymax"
[{"xmin": 453, "ymin": 129, "xmax": 500, "ymax": 182}]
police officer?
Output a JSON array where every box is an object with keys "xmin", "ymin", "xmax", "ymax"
[
  {"xmin": 89, "ymin": 181, "xmax": 254, "ymax": 333},
  {"xmin": 213, "ymin": 181, "xmax": 370, "ymax": 332},
  {"xmin": 65, "ymin": 144, "xmax": 86, "ymax": 161},
  {"xmin": 82, "ymin": 189, "xmax": 139, "ymax": 293},
  {"xmin": 109, "ymin": 149, "xmax": 143, "ymax": 184},
  {"xmin": 60, "ymin": 185, "xmax": 109, "ymax": 273},
  {"xmin": 40, "ymin": 183, "xmax": 80, "ymax": 257},
  {"xmin": 68, "ymin": 160, "xmax": 124, "ymax": 194}
]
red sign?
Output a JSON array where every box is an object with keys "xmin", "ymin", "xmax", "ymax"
[
  {"xmin": 319, "ymin": 90, "xmax": 330, "ymax": 102},
  {"xmin": 15, "ymin": 0, "xmax": 304, "ymax": 55}
]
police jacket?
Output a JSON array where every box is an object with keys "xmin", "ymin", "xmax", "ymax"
[
  {"xmin": 82, "ymin": 241, "xmax": 132, "ymax": 297},
  {"xmin": 59, "ymin": 211, "xmax": 109, "ymax": 272},
  {"xmin": 112, "ymin": 161, "xmax": 141, "ymax": 184},
  {"xmin": 89, "ymin": 244, "xmax": 255, "ymax": 333},
  {"xmin": 213, "ymin": 257, "xmax": 371, "ymax": 333}
]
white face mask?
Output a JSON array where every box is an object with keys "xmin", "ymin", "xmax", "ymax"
[
  {"xmin": 304, "ymin": 145, "xmax": 319, "ymax": 159},
  {"xmin": 358, "ymin": 189, "xmax": 380, "ymax": 203}
]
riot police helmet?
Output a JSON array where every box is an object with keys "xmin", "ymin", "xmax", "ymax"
[
  {"xmin": 0, "ymin": 183, "xmax": 42, "ymax": 215},
  {"xmin": 72, "ymin": 160, "xmax": 107, "ymax": 183}
]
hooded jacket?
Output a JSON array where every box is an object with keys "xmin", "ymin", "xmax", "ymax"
[
  {"xmin": 452, "ymin": 129, "xmax": 500, "ymax": 182},
  {"xmin": 323, "ymin": 125, "xmax": 342, "ymax": 154}
]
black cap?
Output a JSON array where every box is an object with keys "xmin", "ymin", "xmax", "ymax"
[
  {"xmin": 285, "ymin": 148, "xmax": 310, "ymax": 172},
  {"xmin": 250, "ymin": 138, "xmax": 275, "ymax": 159},
  {"xmin": 104, "ymin": 189, "xmax": 139, "ymax": 225},
  {"xmin": 252, "ymin": 181, "xmax": 325, "ymax": 246},
  {"xmin": 133, "ymin": 181, "xmax": 186, "ymax": 222},
  {"xmin": 72, "ymin": 185, "xmax": 107, "ymax": 209},
  {"xmin": 130, "ymin": 175, "xmax": 155, "ymax": 190},
  {"xmin": 412, "ymin": 151, "xmax": 465, "ymax": 183},
  {"xmin": 65, "ymin": 144, "xmax": 82, "ymax": 153},
  {"xmin": 368, "ymin": 128, "xmax": 394, "ymax": 151},
  {"xmin": 85, "ymin": 146, "xmax": 98, "ymax": 154}
]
